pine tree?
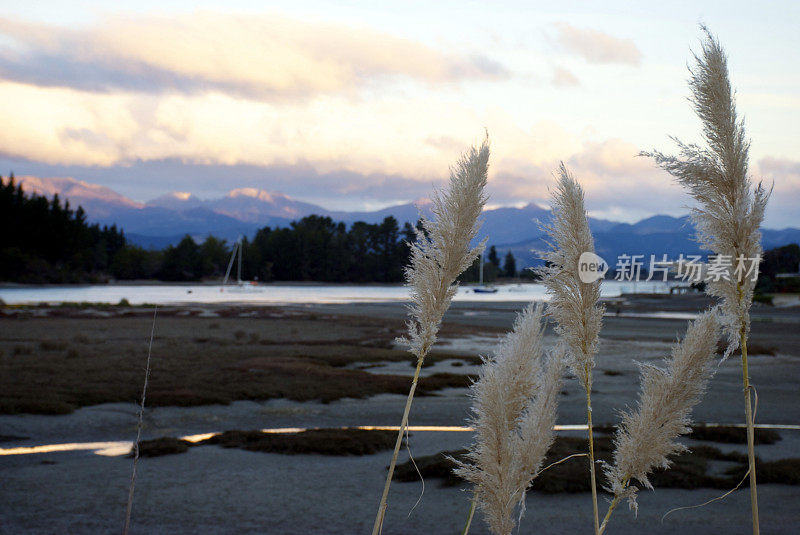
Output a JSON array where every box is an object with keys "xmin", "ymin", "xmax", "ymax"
[
  {"xmin": 503, "ymin": 251, "xmax": 516, "ymax": 278},
  {"xmin": 488, "ymin": 245, "xmax": 500, "ymax": 268}
]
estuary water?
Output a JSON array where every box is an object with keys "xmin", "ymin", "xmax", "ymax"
[{"xmin": 0, "ymin": 280, "xmax": 672, "ymax": 305}]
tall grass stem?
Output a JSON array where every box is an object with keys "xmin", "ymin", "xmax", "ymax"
[
  {"xmin": 538, "ymin": 164, "xmax": 604, "ymax": 534},
  {"xmin": 586, "ymin": 385, "xmax": 600, "ymax": 535},
  {"xmin": 642, "ymin": 29, "xmax": 767, "ymax": 531},
  {"xmin": 598, "ymin": 476, "xmax": 629, "ymax": 534},
  {"xmin": 372, "ymin": 355, "xmax": 424, "ymax": 535},
  {"xmin": 123, "ymin": 305, "xmax": 157, "ymax": 535},
  {"xmin": 371, "ymin": 138, "xmax": 488, "ymax": 532},
  {"xmin": 740, "ymin": 321, "xmax": 759, "ymax": 534},
  {"xmin": 462, "ymin": 492, "xmax": 478, "ymax": 535}
]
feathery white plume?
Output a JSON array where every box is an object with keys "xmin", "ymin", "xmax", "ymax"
[
  {"xmin": 643, "ymin": 28, "xmax": 769, "ymax": 357},
  {"xmin": 538, "ymin": 163, "xmax": 604, "ymax": 389},
  {"xmin": 603, "ymin": 310, "xmax": 720, "ymax": 518},
  {"xmin": 372, "ymin": 137, "xmax": 489, "ymax": 535},
  {"xmin": 538, "ymin": 163, "xmax": 605, "ymax": 533},
  {"xmin": 642, "ymin": 27, "xmax": 767, "ymax": 534},
  {"xmin": 454, "ymin": 304, "xmax": 566, "ymax": 535},
  {"xmin": 401, "ymin": 138, "xmax": 490, "ymax": 359}
]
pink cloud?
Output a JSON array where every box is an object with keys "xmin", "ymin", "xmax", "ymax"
[
  {"xmin": 487, "ymin": 142, "xmax": 799, "ymax": 227},
  {"xmin": 553, "ymin": 23, "xmax": 642, "ymax": 66},
  {"xmin": 0, "ymin": 13, "xmax": 508, "ymax": 101}
]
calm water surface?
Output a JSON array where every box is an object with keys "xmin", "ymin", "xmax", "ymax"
[{"xmin": 0, "ymin": 281, "xmax": 672, "ymax": 305}]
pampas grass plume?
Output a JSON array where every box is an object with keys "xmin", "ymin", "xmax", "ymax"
[
  {"xmin": 601, "ymin": 310, "xmax": 720, "ymax": 531},
  {"xmin": 372, "ymin": 136, "xmax": 490, "ymax": 535},
  {"xmin": 642, "ymin": 27, "xmax": 769, "ymax": 534},
  {"xmin": 538, "ymin": 162, "xmax": 604, "ymax": 533},
  {"xmin": 539, "ymin": 163, "xmax": 604, "ymax": 389},
  {"xmin": 401, "ymin": 139, "xmax": 490, "ymax": 359},
  {"xmin": 454, "ymin": 304, "xmax": 566, "ymax": 535},
  {"xmin": 642, "ymin": 27, "xmax": 768, "ymax": 356}
]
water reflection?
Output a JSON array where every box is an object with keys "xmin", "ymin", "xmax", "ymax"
[{"xmin": 3, "ymin": 423, "xmax": 797, "ymax": 457}]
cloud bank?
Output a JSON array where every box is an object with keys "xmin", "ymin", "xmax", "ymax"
[
  {"xmin": 0, "ymin": 10, "xmax": 795, "ymax": 228},
  {"xmin": 0, "ymin": 12, "xmax": 507, "ymax": 101},
  {"xmin": 4, "ymin": 142, "xmax": 797, "ymax": 228}
]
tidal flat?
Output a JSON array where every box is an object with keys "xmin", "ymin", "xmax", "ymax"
[{"xmin": 1, "ymin": 295, "xmax": 799, "ymax": 534}]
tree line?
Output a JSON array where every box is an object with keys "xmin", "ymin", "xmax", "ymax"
[
  {"xmin": 1, "ymin": 175, "xmax": 126, "ymax": 282},
  {"xmin": 6, "ymin": 173, "xmax": 798, "ymax": 288},
  {"xmin": 756, "ymin": 243, "xmax": 800, "ymax": 293},
  {"xmin": 1, "ymin": 176, "xmax": 522, "ymax": 283},
  {"xmin": 150, "ymin": 215, "xmax": 417, "ymax": 282},
  {"xmin": 125, "ymin": 217, "xmax": 522, "ymax": 283}
]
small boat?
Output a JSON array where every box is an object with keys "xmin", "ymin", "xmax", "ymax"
[
  {"xmin": 473, "ymin": 286, "xmax": 499, "ymax": 294},
  {"xmin": 221, "ymin": 236, "xmax": 264, "ymax": 293}
]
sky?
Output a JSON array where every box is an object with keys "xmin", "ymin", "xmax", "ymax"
[{"xmin": 0, "ymin": 1, "xmax": 798, "ymax": 226}]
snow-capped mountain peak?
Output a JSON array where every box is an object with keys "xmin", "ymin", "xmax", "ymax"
[
  {"xmin": 9, "ymin": 176, "xmax": 143, "ymax": 209},
  {"xmin": 226, "ymin": 188, "xmax": 289, "ymax": 203},
  {"xmin": 146, "ymin": 191, "xmax": 203, "ymax": 210}
]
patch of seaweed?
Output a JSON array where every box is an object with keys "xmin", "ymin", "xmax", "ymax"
[
  {"xmin": 135, "ymin": 428, "xmax": 398, "ymax": 458},
  {"xmin": 392, "ymin": 435, "xmax": 800, "ymax": 491},
  {"xmin": 197, "ymin": 428, "xmax": 397, "ymax": 455},
  {"xmin": 135, "ymin": 437, "xmax": 191, "ymax": 457},
  {"xmin": 689, "ymin": 425, "xmax": 781, "ymax": 445}
]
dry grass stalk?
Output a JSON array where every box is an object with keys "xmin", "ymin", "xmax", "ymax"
[
  {"xmin": 454, "ymin": 304, "xmax": 566, "ymax": 535},
  {"xmin": 372, "ymin": 138, "xmax": 489, "ymax": 535},
  {"xmin": 538, "ymin": 163, "xmax": 604, "ymax": 533},
  {"xmin": 123, "ymin": 305, "xmax": 157, "ymax": 535},
  {"xmin": 643, "ymin": 27, "xmax": 769, "ymax": 534},
  {"xmin": 600, "ymin": 310, "xmax": 720, "ymax": 533}
]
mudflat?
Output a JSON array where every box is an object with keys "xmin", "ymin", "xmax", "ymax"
[{"xmin": 1, "ymin": 295, "xmax": 798, "ymax": 534}]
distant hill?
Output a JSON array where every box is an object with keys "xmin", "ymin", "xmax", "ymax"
[
  {"xmin": 497, "ymin": 215, "xmax": 800, "ymax": 269},
  {"xmin": 12, "ymin": 175, "xmax": 142, "ymax": 218},
  {"xmin": 11, "ymin": 176, "xmax": 800, "ymax": 265},
  {"xmin": 98, "ymin": 206, "xmax": 266, "ymax": 243},
  {"xmin": 330, "ymin": 198, "xmax": 434, "ymax": 226},
  {"xmin": 145, "ymin": 191, "xmax": 203, "ymax": 211},
  {"xmin": 206, "ymin": 188, "xmax": 328, "ymax": 222},
  {"xmin": 607, "ymin": 214, "xmax": 693, "ymax": 235}
]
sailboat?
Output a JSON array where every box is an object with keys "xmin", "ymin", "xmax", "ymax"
[
  {"xmin": 473, "ymin": 251, "xmax": 498, "ymax": 293},
  {"xmin": 221, "ymin": 236, "xmax": 263, "ymax": 292}
]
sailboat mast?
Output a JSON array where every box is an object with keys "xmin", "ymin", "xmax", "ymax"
[
  {"xmin": 237, "ymin": 236, "xmax": 243, "ymax": 284},
  {"xmin": 479, "ymin": 251, "xmax": 484, "ymax": 285},
  {"xmin": 223, "ymin": 239, "xmax": 237, "ymax": 286}
]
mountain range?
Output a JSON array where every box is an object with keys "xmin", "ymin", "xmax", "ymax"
[{"xmin": 9, "ymin": 175, "xmax": 800, "ymax": 267}]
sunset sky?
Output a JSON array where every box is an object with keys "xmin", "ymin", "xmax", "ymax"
[{"xmin": 0, "ymin": 1, "xmax": 798, "ymax": 226}]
